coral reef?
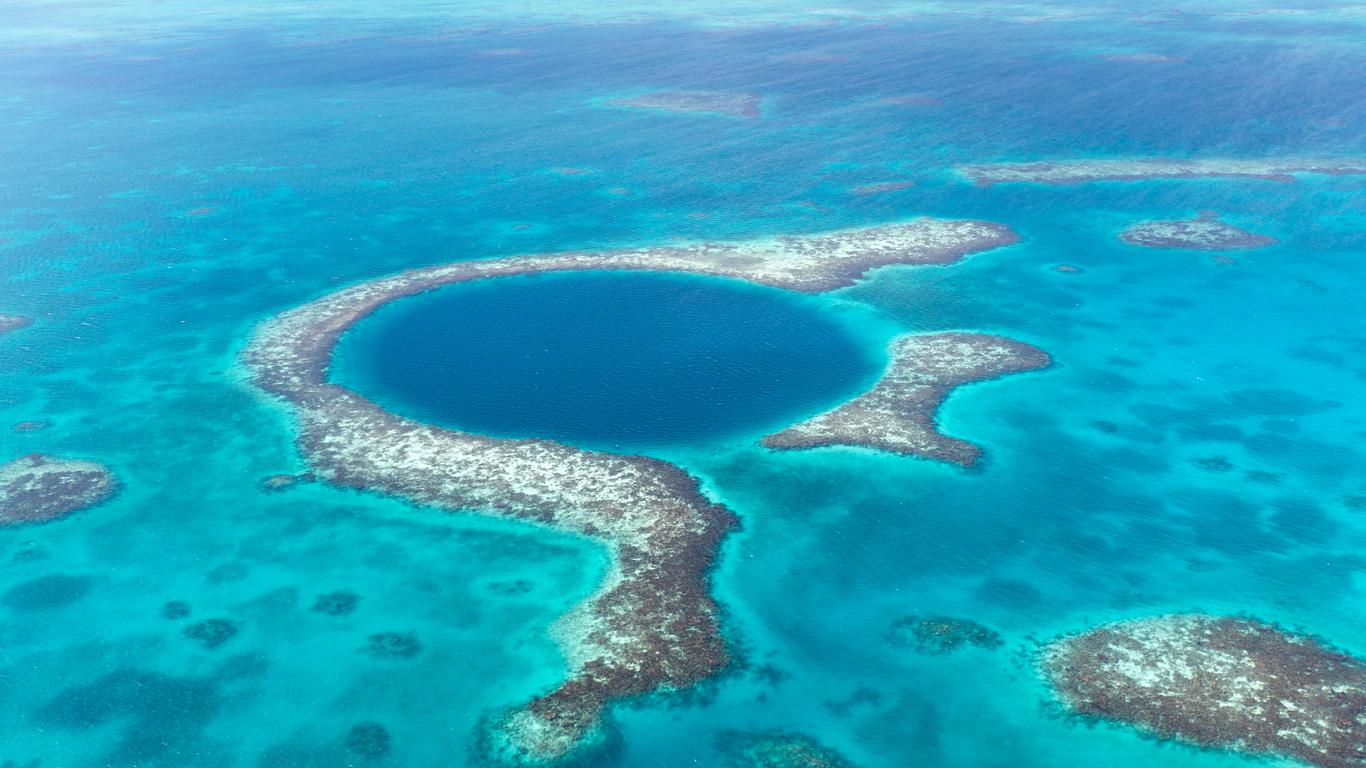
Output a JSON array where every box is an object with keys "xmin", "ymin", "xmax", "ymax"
[
  {"xmin": 889, "ymin": 615, "xmax": 1002, "ymax": 655},
  {"xmin": 958, "ymin": 157, "xmax": 1366, "ymax": 186},
  {"xmin": 241, "ymin": 220, "xmax": 1022, "ymax": 762},
  {"xmin": 2, "ymin": 574, "xmax": 93, "ymax": 612},
  {"xmin": 345, "ymin": 722, "xmax": 392, "ymax": 760},
  {"xmin": 606, "ymin": 90, "xmax": 762, "ymax": 118},
  {"xmin": 312, "ymin": 590, "xmax": 360, "ymax": 616},
  {"xmin": 183, "ymin": 618, "xmax": 239, "ymax": 649},
  {"xmin": 1119, "ymin": 212, "xmax": 1276, "ymax": 250},
  {"xmin": 718, "ymin": 730, "xmax": 855, "ymax": 768},
  {"xmin": 763, "ymin": 333, "xmax": 1050, "ymax": 465},
  {"xmin": 0, "ymin": 454, "xmax": 118, "ymax": 526},
  {"xmin": 260, "ymin": 473, "xmax": 313, "ymax": 492},
  {"xmin": 0, "ymin": 314, "xmax": 31, "ymax": 336},
  {"xmin": 163, "ymin": 600, "xmax": 192, "ymax": 620},
  {"xmin": 364, "ymin": 631, "xmax": 422, "ymax": 659},
  {"xmin": 1041, "ymin": 615, "xmax": 1366, "ymax": 768}
]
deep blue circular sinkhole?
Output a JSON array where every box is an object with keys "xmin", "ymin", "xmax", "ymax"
[{"xmin": 332, "ymin": 270, "xmax": 881, "ymax": 449}]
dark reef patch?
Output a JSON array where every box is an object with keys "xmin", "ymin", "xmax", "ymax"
[
  {"xmin": 184, "ymin": 618, "xmax": 240, "ymax": 649},
  {"xmin": 364, "ymin": 631, "xmax": 422, "ymax": 659},
  {"xmin": 162, "ymin": 600, "xmax": 192, "ymax": 619},
  {"xmin": 35, "ymin": 668, "xmax": 220, "ymax": 764},
  {"xmin": 2, "ymin": 574, "xmax": 93, "ymax": 611},
  {"xmin": 717, "ymin": 730, "xmax": 855, "ymax": 768},
  {"xmin": 346, "ymin": 722, "xmax": 392, "ymax": 760},
  {"xmin": 889, "ymin": 615, "xmax": 1002, "ymax": 655},
  {"xmin": 312, "ymin": 590, "xmax": 360, "ymax": 616}
]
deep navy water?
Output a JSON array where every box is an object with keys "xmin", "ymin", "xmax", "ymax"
[
  {"xmin": 334, "ymin": 271, "xmax": 885, "ymax": 449},
  {"xmin": 1, "ymin": 2, "xmax": 1365, "ymax": 767}
]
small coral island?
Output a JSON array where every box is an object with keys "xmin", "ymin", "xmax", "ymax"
[
  {"xmin": 605, "ymin": 90, "xmax": 762, "ymax": 118},
  {"xmin": 0, "ymin": 454, "xmax": 118, "ymax": 526},
  {"xmin": 763, "ymin": 333, "xmax": 1049, "ymax": 465},
  {"xmin": 1119, "ymin": 211, "xmax": 1276, "ymax": 250},
  {"xmin": 1041, "ymin": 614, "xmax": 1366, "ymax": 768},
  {"xmin": 243, "ymin": 219, "xmax": 1031, "ymax": 763},
  {"xmin": 958, "ymin": 157, "xmax": 1366, "ymax": 186}
]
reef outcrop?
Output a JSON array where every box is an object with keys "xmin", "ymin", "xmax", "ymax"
[
  {"xmin": 718, "ymin": 730, "xmax": 855, "ymax": 768},
  {"xmin": 889, "ymin": 614, "xmax": 1002, "ymax": 655},
  {"xmin": 0, "ymin": 454, "xmax": 118, "ymax": 526},
  {"xmin": 1119, "ymin": 212, "xmax": 1276, "ymax": 250},
  {"xmin": 958, "ymin": 158, "xmax": 1366, "ymax": 186},
  {"xmin": 0, "ymin": 313, "xmax": 32, "ymax": 336},
  {"xmin": 605, "ymin": 90, "xmax": 762, "ymax": 118},
  {"xmin": 763, "ymin": 333, "xmax": 1049, "ymax": 465},
  {"xmin": 241, "ymin": 220, "xmax": 1020, "ymax": 763},
  {"xmin": 1041, "ymin": 614, "xmax": 1366, "ymax": 768}
]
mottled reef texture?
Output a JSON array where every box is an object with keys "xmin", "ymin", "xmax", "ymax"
[
  {"xmin": 1042, "ymin": 615, "xmax": 1366, "ymax": 768},
  {"xmin": 0, "ymin": 454, "xmax": 118, "ymax": 526},
  {"xmin": 241, "ymin": 220, "xmax": 1019, "ymax": 763},
  {"xmin": 889, "ymin": 615, "xmax": 1002, "ymax": 655},
  {"xmin": 763, "ymin": 333, "xmax": 1049, "ymax": 465},
  {"xmin": 718, "ymin": 730, "xmax": 856, "ymax": 768},
  {"xmin": 958, "ymin": 158, "xmax": 1366, "ymax": 186},
  {"xmin": 0, "ymin": 313, "xmax": 32, "ymax": 336},
  {"xmin": 1119, "ymin": 212, "xmax": 1277, "ymax": 250},
  {"xmin": 605, "ymin": 90, "xmax": 762, "ymax": 118}
]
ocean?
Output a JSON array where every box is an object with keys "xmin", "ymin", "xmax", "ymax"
[{"xmin": 1, "ymin": 2, "xmax": 1364, "ymax": 766}]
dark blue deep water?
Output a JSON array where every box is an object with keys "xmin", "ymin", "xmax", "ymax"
[{"xmin": 334, "ymin": 271, "xmax": 883, "ymax": 448}]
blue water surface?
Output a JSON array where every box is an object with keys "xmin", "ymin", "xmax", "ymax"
[
  {"xmin": 333, "ymin": 270, "xmax": 884, "ymax": 450},
  {"xmin": 0, "ymin": 2, "xmax": 1365, "ymax": 767}
]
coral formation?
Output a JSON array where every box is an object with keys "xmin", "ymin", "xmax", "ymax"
[
  {"xmin": 0, "ymin": 314, "xmax": 31, "ymax": 336},
  {"xmin": 162, "ymin": 600, "xmax": 192, "ymax": 620},
  {"xmin": 364, "ymin": 631, "xmax": 422, "ymax": 659},
  {"xmin": 958, "ymin": 157, "xmax": 1366, "ymax": 186},
  {"xmin": 0, "ymin": 454, "xmax": 118, "ymax": 526},
  {"xmin": 183, "ymin": 618, "xmax": 239, "ymax": 649},
  {"xmin": 345, "ymin": 722, "xmax": 392, "ymax": 760},
  {"xmin": 312, "ymin": 590, "xmax": 360, "ymax": 616},
  {"xmin": 763, "ymin": 333, "xmax": 1049, "ymax": 465},
  {"xmin": 2, "ymin": 574, "xmax": 93, "ymax": 612},
  {"xmin": 889, "ymin": 615, "xmax": 1002, "ymax": 655},
  {"xmin": 241, "ymin": 220, "xmax": 1023, "ymax": 762},
  {"xmin": 1119, "ymin": 212, "xmax": 1276, "ymax": 250},
  {"xmin": 718, "ymin": 730, "xmax": 855, "ymax": 768},
  {"xmin": 1041, "ymin": 615, "xmax": 1366, "ymax": 768},
  {"xmin": 606, "ymin": 90, "xmax": 762, "ymax": 118}
]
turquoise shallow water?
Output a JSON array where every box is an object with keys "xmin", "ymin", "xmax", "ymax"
[{"xmin": 1, "ymin": 2, "xmax": 1365, "ymax": 767}]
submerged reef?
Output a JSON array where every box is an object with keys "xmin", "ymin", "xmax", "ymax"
[
  {"xmin": 958, "ymin": 157, "xmax": 1366, "ymax": 186},
  {"xmin": 763, "ymin": 333, "xmax": 1049, "ymax": 465},
  {"xmin": 1120, "ymin": 212, "xmax": 1276, "ymax": 250},
  {"xmin": 605, "ymin": 90, "xmax": 762, "ymax": 118},
  {"xmin": 183, "ymin": 618, "xmax": 239, "ymax": 649},
  {"xmin": 0, "ymin": 454, "xmax": 118, "ymax": 526},
  {"xmin": 718, "ymin": 730, "xmax": 855, "ymax": 768},
  {"xmin": 1041, "ymin": 615, "xmax": 1366, "ymax": 768},
  {"xmin": 241, "ymin": 220, "xmax": 1021, "ymax": 763},
  {"xmin": 889, "ymin": 615, "xmax": 1002, "ymax": 655},
  {"xmin": 0, "ymin": 313, "xmax": 31, "ymax": 336}
]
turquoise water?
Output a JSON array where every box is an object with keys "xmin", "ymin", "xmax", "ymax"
[
  {"xmin": 1, "ymin": 2, "xmax": 1365, "ymax": 767},
  {"xmin": 332, "ymin": 271, "xmax": 886, "ymax": 450}
]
